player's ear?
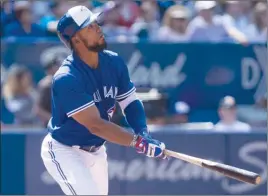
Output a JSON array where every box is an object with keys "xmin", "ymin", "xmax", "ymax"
[
  {"xmin": 73, "ymin": 37, "xmax": 80, "ymax": 44},
  {"xmin": 71, "ymin": 35, "xmax": 80, "ymax": 45}
]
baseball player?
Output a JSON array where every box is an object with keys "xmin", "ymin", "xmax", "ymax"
[{"xmin": 41, "ymin": 5, "xmax": 167, "ymax": 195}]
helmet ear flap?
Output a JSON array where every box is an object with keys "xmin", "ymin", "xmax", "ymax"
[{"xmin": 57, "ymin": 32, "xmax": 72, "ymax": 50}]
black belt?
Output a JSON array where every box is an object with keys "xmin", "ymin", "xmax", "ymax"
[{"xmin": 76, "ymin": 145, "xmax": 102, "ymax": 153}]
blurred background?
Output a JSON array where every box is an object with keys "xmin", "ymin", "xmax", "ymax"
[{"xmin": 1, "ymin": 0, "xmax": 267, "ymax": 195}]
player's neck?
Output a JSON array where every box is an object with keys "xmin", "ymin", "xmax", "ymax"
[{"xmin": 75, "ymin": 49, "xmax": 99, "ymax": 69}]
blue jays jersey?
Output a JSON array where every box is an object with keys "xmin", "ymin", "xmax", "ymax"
[{"xmin": 48, "ymin": 50, "xmax": 135, "ymax": 146}]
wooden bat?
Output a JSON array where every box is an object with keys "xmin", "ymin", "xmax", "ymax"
[{"xmin": 164, "ymin": 149, "xmax": 261, "ymax": 185}]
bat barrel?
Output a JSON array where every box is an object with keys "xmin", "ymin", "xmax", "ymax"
[{"xmin": 201, "ymin": 160, "xmax": 261, "ymax": 185}]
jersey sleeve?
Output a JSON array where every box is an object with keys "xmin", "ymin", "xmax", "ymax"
[
  {"xmin": 53, "ymin": 74, "xmax": 95, "ymax": 117},
  {"xmin": 115, "ymin": 57, "xmax": 136, "ymax": 102}
]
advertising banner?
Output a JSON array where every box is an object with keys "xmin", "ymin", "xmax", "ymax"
[
  {"xmin": 1, "ymin": 41, "xmax": 267, "ymax": 109},
  {"xmin": 23, "ymin": 131, "xmax": 267, "ymax": 195},
  {"xmin": 107, "ymin": 132, "xmax": 267, "ymax": 195}
]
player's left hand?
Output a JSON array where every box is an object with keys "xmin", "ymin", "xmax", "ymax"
[{"xmin": 131, "ymin": 134, "xmax": 167, "ymax": 160}]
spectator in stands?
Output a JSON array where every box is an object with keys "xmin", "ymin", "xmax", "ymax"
[
  {"xmin": 4, "ymin": 1, "xmax": 46, "ymax": 38},
  {"xmin": 214, "ymin": 96, "xmax": 251, "ymax": 131},
  {"xmin": 1, "ymin": 0, "xmax": 15, "ymax": 36},
  {"xmin": 100, "ymin": 1, "xmax": 133, "ymax": 42},
  {"xmin": 36, "ymin": 54, "xmax": 63, "ymax": 127},
  {"xmin": 117, "ymin": 0, "xmax": 140, "ymax": 28},
  {"xmin": 246, "ymin": 2, "xmax": 267, "ymax": 42},
  {"xmin": 29, "ymin": 0, "xmax": 50, "ymax": 21},
  {"xmin": 39, "ymin": 1, "xmax": 69, "ymax": 36},
  {"xmin": 157, "ymin": 0, "xmax": 196, "ymax": 19},
  {"xmin": 157, "ymin": 5, "xmax": 191, "ymax": 42},
  {"xmin": 188, "ymin": 1, "xmax": 248, "ymax": 44},
  {"xmin": 167, "ymin": 101, "xmax": 190, "ymax": 124},
  {"xmin": 221, "ymin": 1, "xmax": 251, "ymax": 33},
  {"xmin": 2, "ymin": 64, "xmax": 40, "ymax": 126},
  {"xmin": 130, "ymin": 1, "xmax": 160, "ymax": 41},
  {"xmin": 240, "ymin": 1, "xmax": 254, "ymax": 21}
]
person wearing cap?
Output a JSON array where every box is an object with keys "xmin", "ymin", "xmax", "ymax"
[
  {"xmin": 4, "ymin": 1, "xmax": 46, "ymax": 37},
  {"xmin": 40, "ymin": 5, "xmax": 167, "ymax": 195},
  {"xmin": 214, "ymin": 96, "xmax": 251, "ymax": 131},
  {"xmin": 157, "ymin": 5, "xmax": 191, "ymax": 42},
  {"xmin": 168, "ymin": 101, "xmax": 190, "ymax": 124},
  {"xmin": 188, "ymin": 1, "xmax": 248, "ymax": 44}
]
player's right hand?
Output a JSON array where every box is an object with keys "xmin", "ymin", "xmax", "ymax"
[{"xmin": 131, "ymin": 135, "xmax": 167, "ymax": 159}]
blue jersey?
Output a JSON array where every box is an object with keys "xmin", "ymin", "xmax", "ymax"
[{"xmin": 48, "ymin": 50, "xmax": 135, "ymax": 146}]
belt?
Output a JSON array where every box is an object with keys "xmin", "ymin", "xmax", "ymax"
[{"xmin": 73, "ymin": 145, "xmax": 102, "ymax": 153}]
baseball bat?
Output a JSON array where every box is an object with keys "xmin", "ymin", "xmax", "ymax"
[{"xmin": 164, "ymin": 149, "xmax": 261, "ymax": 185}]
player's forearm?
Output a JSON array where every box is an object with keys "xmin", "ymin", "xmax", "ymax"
[
  {"xmin": 120, "ymin": 99, "xmax": 148, "ymax": 134},
  {"xmin": 89, "ymin": 119, "xmax": 134, "ymax": 146}
]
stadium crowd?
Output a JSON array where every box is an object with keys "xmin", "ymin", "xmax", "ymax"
[
  {"xmin": 1, "ymin": 0, "xmax": 267, "ymax": 130},
  {"xmin": 1, "ymin": 0, "xmax": 267, "ymax": 43}
]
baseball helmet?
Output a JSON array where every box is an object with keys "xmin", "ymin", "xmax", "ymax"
[{"xmin": 57, "ymin": 5, "xmax": 101, "ymax": 49}]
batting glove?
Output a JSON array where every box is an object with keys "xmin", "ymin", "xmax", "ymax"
[{"xmin": 131, "ymin": 134, "xmax": 167, "ymax": 159}]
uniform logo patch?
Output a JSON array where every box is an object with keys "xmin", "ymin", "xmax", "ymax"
[{"xmin": 107, "ymin": 105, "xmax": 116, "ymax": 120}]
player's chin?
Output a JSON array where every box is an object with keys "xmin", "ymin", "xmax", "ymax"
[
  {"xmin": 99, "ymin": 36, "xmax": 106, "ymax": 44},
  {"xmin": 99, "ymin": 39, "xmax": 107, "ymax": 49}
]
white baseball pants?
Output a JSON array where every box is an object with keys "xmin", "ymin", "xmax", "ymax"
[{"xmin": 41, "ymin": 134, "xmax": 108, "ymax": 195}]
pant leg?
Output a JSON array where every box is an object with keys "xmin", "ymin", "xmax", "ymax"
[
  {"xmin": 81, "ymin": 145, "xmax": 109, "ymax": 195},
  {"xmin": 41, "ymin": 134, "xmax": 101, "ymax": 195}
]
